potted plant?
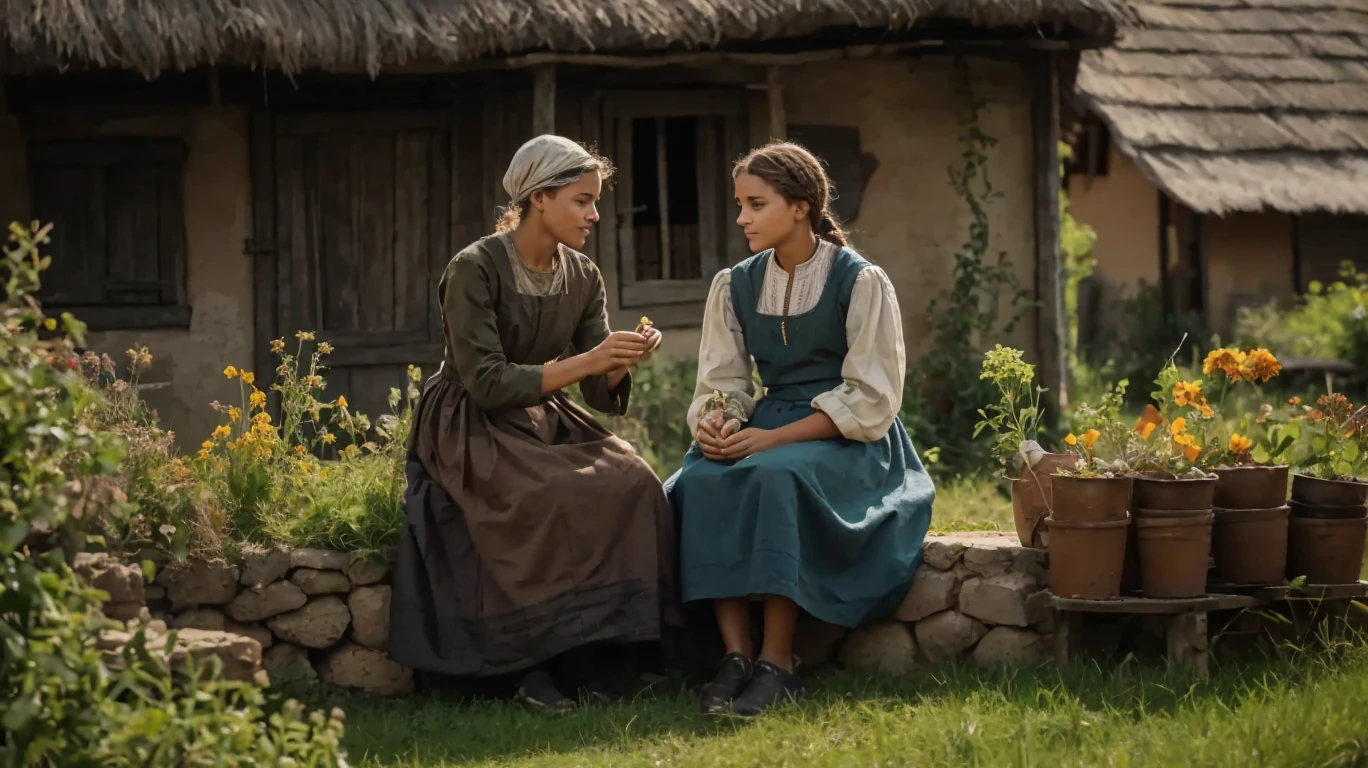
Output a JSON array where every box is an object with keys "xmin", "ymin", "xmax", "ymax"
[
  {"xmin": 1199, "ymin": 347, "xmax": 1291, "ymax": 509},
  {"xmin": 1128, "ymin": 359, "xmax": 1223, "ymax": 511},
  {"xmin": 1044, "ymin": 384, "xmax": 1135, "ymax": 599},
  {"xmin": 1281, "ymin": 394, "xmax": 1368, "ymax": 584},
  {"xmin": 975, "ymin": 345, "xmax": 1074, "ymax": 548}
]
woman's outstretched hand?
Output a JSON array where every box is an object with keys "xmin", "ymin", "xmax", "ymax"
[{"xmin": 589, "ymin": 331, "xmax": 650, "ymax": 376}]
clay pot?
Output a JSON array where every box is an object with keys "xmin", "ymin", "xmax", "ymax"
[
  {"xmin": 1131, "ymin": 475, "xmax": 1217, "ymax": 511},
  {"xmin": 1046, "ymin": 514, "xmax": 1130, "ymax": 599},
  {"xmin": 1133, "ymin": 507, "xmax": 1214, "ymax": 519},
  {"xmin": 1289, "ymin": 500, "xmax": 1368, "ymax": 520},
  {"xmin": 1290, "ymin": 474, "xmax": 1368, "ymax": 507},
  {"xmin": 1211, "ymin": 506, "xmax": 1290, "ymax": 586},
  {"xmin": 1135, "ymin": 512, "xmax": 1214, "ymax": 598},
  {"xmin": 1213, "ymin": 465, "xmax": 1289, "ymax": 510},
  {"xmin": 1010, "ymin": 452, "xmax": 1078, "ymax": 548},
  {"xmin": 1287, "ymin": 516, "xmax": 1368, "ymax": 585},
  {"xmin": 1050, "ymin": 475, "xmax": 1133, "ymax": 523}
]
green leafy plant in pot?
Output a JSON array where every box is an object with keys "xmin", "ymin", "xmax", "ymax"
[{"xmin": 975, "ymin": 345, "xmax": 1073, "ymax": 548}]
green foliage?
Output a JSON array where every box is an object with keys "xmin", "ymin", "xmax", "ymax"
[
  {"xmin": 1235, "ymin": 263, "xmax": 1368, "ymax": 387},
  {"xmin": 0, "ymin": 222, "xmax": 348, "ymax": 766},
  {"xmin": 973, "ymin": 345, "xmax": 1044, "ymax": 473},
  {"xmin": 910, "ymin": 58, "xmax": 1034, "ymax": 477},
  {"xmin": 567, "ymin": 356, "xmax": 699, "ymax": 479},
  {"xmin": 1059, "ymin": 142, "xmax": 1098, "ymax": 371}
]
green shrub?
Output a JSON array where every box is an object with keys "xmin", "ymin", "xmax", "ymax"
[{"xmin": 0, "ymin": 221, "xmax": 348, "ymax": 766}]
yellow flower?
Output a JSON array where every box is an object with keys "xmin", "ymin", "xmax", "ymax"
[
  {"xmin": 42, "ymin": 318, "xmax": 56, "ymax": 331},
  {"xmin": 1288, "ymin": 396, "xmax": 1302, "ymax": 407},
  {"xmin": 337, "ymin": 395, "xmax": 348, "ymax": 408},
  {"xmin": 252, "ymin": 411, "xmax": 272, "ymax": 425},
  {"xmin": 1202, "ymin": 348, "xmax": 1247, "ymax": 379},
  {"xmin": 223, "ymin": 365, "xmax": 238, "ymax": 380},
  {"xmin": 306, "ymin": 375, "xmax": 324, "ymax": 389},
  {"xmin": 1199, "ymin": 402, "xmax": 1214, "ymax": 419},
  {"xmin": 1064, "ymin": 433, "xmax": 1078, "ymax": 446},
  {"xmin": 200, "ymin": 440, "xmax": 214, "ymax": 451},
  {"xmin": 1171, "ymin": 417, "xmax": 1187, "ymax": 435},
  {"xmin": 228, "ymin": 406, "xmax": 241, "ymax": 422},
  {"xmin": 322, "ymin": 432, "xmax": 336, "ymax": 444},
  {"xmin": 1139, "ymin": 421, "xmax": 1157, "ymax": 439},
  {"xmin": 318, "ymin": 342, "xmax": 335, "ymax": 355},
  {"xmin": 1080, "ymin": 429, "xmax": 1100, "ymax": 450},
  {"xmin": 295, "ymin": 445, "xmax": 307, "ymax": 456},
  {"xmin": 1173, "ymin": 433, "xmax": 1196, "ymax": 448},
  {"xmin": 1242, "ymin": 348, "xmax": 1282, "ymax": 383},
  {"xmin": 296, "ymin": 331, "xmax": 316, "ymax": 341},
  {"xmin": 212, "ymin": 425, "xmax": 232, "ymax": 441},
  {"xmin": 1172, "ymin": 380, "xmax": 1204, "ymax": 407},
  {"xmin": 241, "ymin": 371, "xmax": 255, "ymax": 386},
  {"xmin": 1228, "ymin": 433, "xmax": 1253, "ymax": 454},
  {"xmin": 342, "ymin": 444, "xmax": 357, "ymax": 456},
  {"xmin": 1184, "ymin": 443, "xmax": 1201, "ymax": 462},
  {"xmin": 270, "ymin": 338, "xmax": 286, "ymax": 354},
  {"xmin": 250, "ymin": 389, "xmax": 267, "ymax": 409}
]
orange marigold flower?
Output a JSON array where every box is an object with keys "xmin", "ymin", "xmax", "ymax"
[
  {"xmin": 1080, "ymin": 429, "xmax": 1100, "ymax": 450},
  {"xmin": 1172, "ymin": 380, "xmax": 1204, "ymax": 407},
  {"xmin": 1288, "ymin": 396, "xmax": 1302, "ymax": 407},
  {"xmin": 1171, "ymin": 417, "xmax": 1187, "ymax": 435},
  {"xmin": 1202, "ymin": 348, "xmax": 1247, "ymax": 379},
  {"xmin": 1184, "ymin": 443, "xmax": 1201, "ymax": 462},
  {"xmin": 1139, "ymin": 421, "xmax": 1157, "ymax": 439},
  {"xmin": 1241, "ymin": 348, "xmax": 1282, "ymax": 382}
]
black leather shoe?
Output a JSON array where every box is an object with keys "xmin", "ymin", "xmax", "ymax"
[
  {"xmin": 731, "ymin": 660, "xmax": 803, "ymax": 717},
  {"xmin": 515, "ymin": 669, "xmax": 576, "ymax": 713},
  {"xmin": 699, "ymin": 652, "xmax": 753, "ymax": 714}
]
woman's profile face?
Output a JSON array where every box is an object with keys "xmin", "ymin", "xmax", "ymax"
[
  {"xmin": 533, "ymin": 171, "xmax": 603, "ymax": 250},
  {"xmin": 733, "ymin": 172, "xmax": 806, "ymax": 254}
]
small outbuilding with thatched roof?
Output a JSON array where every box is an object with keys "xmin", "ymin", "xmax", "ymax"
[
  {"xmin": 1067, "ymin": 0, "xmax": 1368, "ymax": 346},
  {"xmin": 1, "ymin": 0, "xmax": 1128, "ymax": 444}
]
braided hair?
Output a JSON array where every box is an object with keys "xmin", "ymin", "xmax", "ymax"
[{"xmin": 732, "ymin": 141, "xmax": 847, "ymax": 247}]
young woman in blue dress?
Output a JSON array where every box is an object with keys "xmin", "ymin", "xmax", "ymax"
[{"xmin": 665, "ymin": 141, "xmax": 935, "ymax": 716}]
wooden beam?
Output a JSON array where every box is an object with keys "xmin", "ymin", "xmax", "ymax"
[
  {"xmin": 532, "ymin": 65, "xmax": 556, "ymax": 135},
  {"xmin": 1031, "ymin": 51, "xmax": 1067, "ymax": 418},
  {"xmin": 656, "ymin": 118, "xmax": 671, "ymax": 280},
  {"xmin": 766, "ymin": 66, "xmax": 786, "ymax": 141}
]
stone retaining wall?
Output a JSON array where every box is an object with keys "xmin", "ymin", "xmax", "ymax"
[{"xmin": 87, "ymin": 532, "xmax": 1050, "ymax": 697}]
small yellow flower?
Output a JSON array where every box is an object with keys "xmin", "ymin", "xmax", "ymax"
[
  {"xmin": 1174, "ymin": 433, "xmax": 1196, "ymax": 448},
  {"xmin": 200, "ymin": 440, "xmax": 213, "ymax": 451},
  {"xmin": 228, "ymin": 406, "xmax": 241, "ymax": 422},
  {"xmin": 1242, "ymin": 348, "xmax": 1282, "ymax": 383},
  {"xmin": 342, "ymin": 444, "xmax": 357, "ymax": 456},
  {"xmin": 42, "ymin": 318, "xmax": 56, "ymax": 331},
  {"xmin": 1288, "ymin": 396, "xmax": 1302, "ymax": 407},
  {"xmin": 1203, "ymin": 348, "xmax": 1247, "ymax": 380},
  {"xmin": 296, "ymin": 331, "xmax": 316, "ymax": 341},
  {"xmin": 318, "ymin": 342, "xmax": 335, "ymax": 355},
  {"xmin": 1199, "ymin": 402, "xmax": 1214, "ymax": 419},
  {"xmin": 1080, "ymin": 429, "xmax": 1100, "ymax": 450},
  {"xmin": 1172, "ymin": 380, "xmax": 1204, "ymax": 407},
  {"xmin": 1139, "ymin": 421, "xmax": 1157, "ymax": 439},
  {"xmin": 306, "ymin": 375, "xmax": 324, "ymax": 388},
  {"xmin": 1171, "ymin": 417, "xmax": 1187, "ymax": 435},
  {"xmin": 270, "ymin": 338, "xmax": 286, "ymax": 353},
  {"xmin": 322, "ymin": 432, "xmax": 336, "ymax": 444},
  {"xmin": 252, "ymin": 411, "xmax": 272, "ymax": 425},
  {"xmin": 241, "ymin": 371, "xmax": 255, "ymax": 386},
  {"xmin": 250, "ymin": 389, "xmax": 267, "ymax": 409},
  {"xmin": 1064, "ymin": 433, "xmax": 1078, "ymax": 446},
  {"xmin": 212, "ymin": 424, "xmax": 232, "ymax": 441},
  {"xmin": 1228, "ymin": 434, "xmax": 1253, "ymax": 454},
  {"xmin": 223, "ymin": 365, "xmax": 238, "ymax": 380},
  {"xmin": 295, "ymin": 444, "xmax": 307, "ymax": 456},
  {"xmin": 1184, "ymin": 443, "xmax": 1201, "ymax": 462},
  {"xmin": 337, "ymin": 395, "xmax": 348, "ymax": 408}
]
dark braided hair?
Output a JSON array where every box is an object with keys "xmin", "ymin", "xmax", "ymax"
[{"xmin": 732, "ymin": 141, "xmax": 848, "ymax": 247}]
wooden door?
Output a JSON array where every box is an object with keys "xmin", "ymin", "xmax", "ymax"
[{"xmin": 265, "ymin": 112, "xmax": 453, "ymax": 424}]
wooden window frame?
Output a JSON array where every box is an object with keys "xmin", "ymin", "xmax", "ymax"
[
  {"xmin": 598, "ymin": 90, "xmax": 750, "ymax": 325},
  {"xmin": 28, "ymin": 139, "xmax": 191, "ymax": 330}
]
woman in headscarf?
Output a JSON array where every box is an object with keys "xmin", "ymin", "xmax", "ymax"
[{"xmin": 388, "ymin": 135, "xmax": 678, "ymax": 711}]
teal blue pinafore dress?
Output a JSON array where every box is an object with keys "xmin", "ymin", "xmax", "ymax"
[{"xmin": 665, "ymin": 248, "xmax": 935, "ymax": 628}]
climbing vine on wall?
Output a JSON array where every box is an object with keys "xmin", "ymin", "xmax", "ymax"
[{"xmin": 902, "ymin": 56, "xmax": 1035, "ymax": 477}]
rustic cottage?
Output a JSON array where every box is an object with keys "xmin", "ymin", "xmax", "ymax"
[
  {"xmin": 1068, "ymin": 0, "xmax": 1368, "ymax": 342},
  {"xmin": 1, "ymin": 0, "xmax": 1127, "ymax": 445}
]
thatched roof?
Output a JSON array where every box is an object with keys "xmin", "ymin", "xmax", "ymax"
[
  {"xmin": 1075, "ymin": 0, "xmax": 1368, "ymax": 216},
  {"xmin": 0, "ymin": 0, "xmax": 1130, "ymax": 77}
]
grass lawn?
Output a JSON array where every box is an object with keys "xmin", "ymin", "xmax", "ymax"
[{"xmin": 336, "ymin": 640, "xmax": 1368, "ymax": 767}]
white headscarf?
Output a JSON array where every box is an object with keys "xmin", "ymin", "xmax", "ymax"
[{"xmin": 502, "ymin": 135, "xmax": 596, "ymax": 205}]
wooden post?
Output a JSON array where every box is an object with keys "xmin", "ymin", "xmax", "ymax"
[
  {"xmin": 766, "ymin": 66, "xmax": 787, "ymax": 140},
  {"xmin": 532, "ymin": 65, "xmax": 556, "ymax": 136},
  {"xmin": 656, "ymin": 118, "xmax": 671, "ymax": 280},
  {"xmin": 1031, "ymin": 51, "xmax": 1066, "ymax": 418}
]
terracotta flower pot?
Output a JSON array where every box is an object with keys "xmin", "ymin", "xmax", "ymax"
[
  {"xmin": 1009, "ymin": 452, "xmax": 1077, "ymax": 548},
  {"xmin": 1212, "ymin": 506, "xmax": 1290, "ymax": 586},
  {"xmin": 1290, "ymin": 474, "xmax": 1368, "ymax": 507},
  {"xmin": 1213, "ymin": 465, "xmax": 1289, "ymax": 510},
  {"xmin": 1046, "ymin": 514, "xmax": 1130, "ymax": 599},
  {"xmin": 1287, "ymin": 516, "xmax": 1368, "ymax": 585},
  {"xmin": 1289, "ymin": 500, "xmax": 1368, "ymax": 520},
  {"xmin": 1131, "ymin": 475, "xmax": 1217, "ymax": 511},
  {"xmin": 1135, "ymin": 512, "xmax": 1214, "ymax": 598},
  {"xmin": 1050, "ymin": 475, "xmax": 1133, "ymax": 524}
]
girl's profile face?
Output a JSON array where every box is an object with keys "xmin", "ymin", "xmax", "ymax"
[
  {"xmin": 533, "ymin": 171, "xmax": 603, "ymax": 250},
  {"xmin": 733, "ymin": 172, "xmax": 808, "ymax": 254}
]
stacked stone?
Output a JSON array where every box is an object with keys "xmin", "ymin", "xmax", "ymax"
[{"xmin": 146, "ymin": 545, "xmax": 411, "ymax": 696}]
